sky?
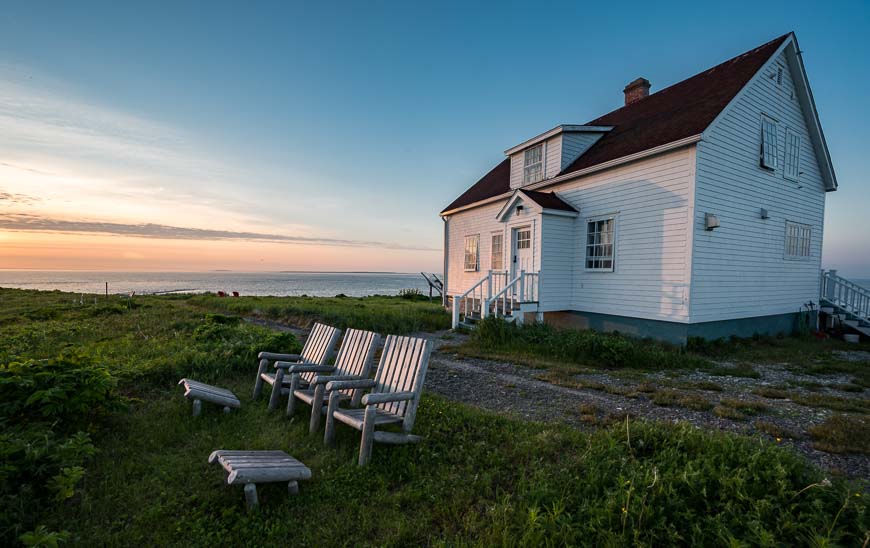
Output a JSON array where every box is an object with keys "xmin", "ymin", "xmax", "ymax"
[{"xmin": 0, "ymin": 1, "xmax": 868, "ymax": 275}]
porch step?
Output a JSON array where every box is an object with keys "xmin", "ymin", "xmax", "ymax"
[{"xmin": 843, "ymin": 319, "xmax": 870, "ymax": 338}]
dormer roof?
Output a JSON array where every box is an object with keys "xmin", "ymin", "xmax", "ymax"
[{"xmin": 503, "ymin": 125, "xmax": 613, "ymax": 156}]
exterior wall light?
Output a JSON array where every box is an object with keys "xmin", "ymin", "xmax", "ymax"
[
  {"xmin": 704, "ymin": 213, "xmax": 720, "ymax": 231},
  {"xmin": 760, "ymin": 208, "xmax": 769, "ymax": 219}
]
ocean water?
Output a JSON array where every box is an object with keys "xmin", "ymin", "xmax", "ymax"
[{"xmin": 0, "ymin": 271, "xmax": 436, "ymax": 298}]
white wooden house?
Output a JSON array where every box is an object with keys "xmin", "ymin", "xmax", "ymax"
[{"xmin": 440, "ymin": 33, "xmax": 838, "ymax": 344}]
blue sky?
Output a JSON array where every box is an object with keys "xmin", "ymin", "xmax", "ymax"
[{"xmin": 0, "ymin": 0, "xmax": 867, "ymax": 274}]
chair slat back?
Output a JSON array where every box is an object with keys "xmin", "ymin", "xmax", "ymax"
[
  {"xmin": 332, "ymin": 329, "xmax": 380, "ymax": 397},
  {"xmin": 372, "ymin": 335, "xmax": 432, "ymax": 431},
  {"xmin": 299, "ymin": 323, "xmax": 342, "ymax": 383}
]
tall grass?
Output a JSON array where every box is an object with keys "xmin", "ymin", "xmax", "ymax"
[
  {"xmin": 471, "ymin": 317, "xmax": 710, "ymax": 370},
  {"xmin": 189, "ymin": 293, "xmax": 451, "ymax": 334}
]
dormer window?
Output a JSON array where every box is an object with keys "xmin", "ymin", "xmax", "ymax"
[{"xmin": 523, "ymin": 144, "xmax": 543, "ymax": 184}]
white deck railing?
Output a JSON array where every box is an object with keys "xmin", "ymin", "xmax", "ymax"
[
  {"xmin": 452, "ymin": 270, "xmax": 537, "ymax": 328},
  {"xmin": 821, "ymin": 269, "xmax": 870, "ymax": 321}
]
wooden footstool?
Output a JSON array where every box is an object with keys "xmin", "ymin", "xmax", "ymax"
[
  {"xmin": 178, "ymin": 378, "xmax": 241, "ymax": 416},
  {"xmin": 208, "ymin": 450, "xmax": 312, "ymax": 510}
]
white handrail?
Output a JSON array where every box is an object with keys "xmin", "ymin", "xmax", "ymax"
[
  {"xmin": 821, "ymin": 269, "xmax": 870, "ymax": 321},
  {"xmin": 452, "ymin": 270, "xmax": 496, "ymax": 328},
  {"xmin": 452, "ymin": 270, "xmax": 538, "ymax": 328}
]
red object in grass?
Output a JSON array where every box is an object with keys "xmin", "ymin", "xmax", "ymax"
[
  {"xmin": 217, "ymin": 291, "xmax": 227, "ymax": 297},
  {"xmin": 232, "ymin": 291, "xmax": 239, "ymax": 297}
]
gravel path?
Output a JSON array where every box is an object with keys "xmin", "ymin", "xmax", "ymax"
[{"xmin": 248, "ymin": 318, "xmax": 869, "ymax": 479}]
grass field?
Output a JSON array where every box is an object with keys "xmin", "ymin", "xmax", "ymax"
[{"xmin": 1, "ymin": 289, "xmax": 867, "ymax": 546}]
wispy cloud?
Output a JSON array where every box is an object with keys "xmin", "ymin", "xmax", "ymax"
[
  {"xmin": 0, "ymin": 213, "xmax": 438, "ymax": 251},
  {"xmin": 0, "ymin": 189, "xmax": 40, "ymax": 205}
]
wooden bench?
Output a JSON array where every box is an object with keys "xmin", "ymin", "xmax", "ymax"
[
  {"xmin": 178, "ymin": 378, "xmax": 241, "ymax": 416},
  {"xmin": 208, "ymin": 450, "xmax": 311, "ymax": 511}
]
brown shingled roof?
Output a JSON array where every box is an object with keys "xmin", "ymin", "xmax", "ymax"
[
  {"xmin": 442, "ymin": 33, "xmax": 790, "ymax": 214},
  {"xmin": 521, "ymin": 190, "xmax": 577, "ymax": 212}
]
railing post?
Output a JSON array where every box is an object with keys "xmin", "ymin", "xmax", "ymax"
[
  {"xmin": 824, "ymin": 270, "xmax": 836, "ymax": 302},
  {"xmin": 452, "ymin": 296, "xmax": 460, "ymax": 329},
  {"xmin": 518, "ymin": 271, "xmax": 525, "ymax": 303}
]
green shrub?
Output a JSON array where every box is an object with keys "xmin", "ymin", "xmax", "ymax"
[
  {"xmin": 472, "ymin": 317, "xmax": 709, "ymax": 370},
  {"xmin": 0, "ymin": 354, "xmax": 123, "ymax": 429},
  {"xmin": 0, "ymin": 354, "xmax": 123, "ymax": 542}
]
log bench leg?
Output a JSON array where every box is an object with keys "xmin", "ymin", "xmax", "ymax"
[
  {"xmin": 288, "ymin": 481, "xmax": 299, "ymax": 495},
  {"xmin": 192, "ymin": 399, "xmax": 202, "ymax": 417},
  {"xmin": 244, "ymin": 483, "xmax": 259, "ymax": 511},
  {"xmin": 223, "ymin": 406, "xmax": 231, "ymax": 414}
]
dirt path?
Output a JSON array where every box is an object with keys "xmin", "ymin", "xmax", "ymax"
[{"xmin": 248, "ymin": 318, "xmax": 869, "ymax": 479}]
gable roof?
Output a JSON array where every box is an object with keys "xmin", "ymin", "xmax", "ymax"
[
  {"xmin": 442, "ymin": 33, "xmax": 792, "ymax": 215},
  {"xmin": 496, "ymin": 189, "xmax": 578, "ymax": 222},
  {"xmin": 521, "ymin": 190, "xmax": 577, "ymax": 212}
]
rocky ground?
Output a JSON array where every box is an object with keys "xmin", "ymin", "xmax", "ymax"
[{"xmin": 248, "ymin": 318, "xmax": 870, "ymax": 480}]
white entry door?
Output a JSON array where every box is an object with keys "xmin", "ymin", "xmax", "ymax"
[{"xmin": 511, "ymin": 226, "xmax": 533, "ymax": 278}]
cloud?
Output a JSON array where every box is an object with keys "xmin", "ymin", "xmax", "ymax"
[
  {"xmin": 0, "ymin": 213, "xmax": 438, "ymax": 251},
  {"xmin": 0, "ymin": 189, "xmax": 40, "ymax": 205}
]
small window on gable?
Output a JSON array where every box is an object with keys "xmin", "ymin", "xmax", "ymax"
[
  {"xmin": 464, "ymin": 235, "xmax": 480, "ymax": 272},
  {"xmin": 784, "ymin": 128, "xmax": 801, "ymax": 181},
  {"xmin": 490, "ymin": 233, "xmax": 503, "ymax": 271},
  {"xmin": 784, "ymin": 221, "xmax": 811, "ymax": 259},
  {"xmin": 760, "ymin": 116, "xmax": 779, "ymax": 171},
  {"xmin": 523, "ymin": 144, "xmax": 543, "ymax": 184},
  {"xmin": 585, "ymin": 216, "xmax": 615, "ymax": 271}
]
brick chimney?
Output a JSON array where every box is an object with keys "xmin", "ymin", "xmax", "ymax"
[{"xmin": 623, "ymin": 77, "xmax": 651, "ymax": 106}]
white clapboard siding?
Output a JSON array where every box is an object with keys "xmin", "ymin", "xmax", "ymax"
[
  {"xmin": 446, "ymin": 201, "xmax": 507, "ymax": 295},
  {"xmin": 545, "ymin": 135, "xmax": 562, "ymax": 179},
  {"xmin": 560, "ymin": 132, "xmax": 605, "ymax": 171},
  {"xmin": 448, "ymin": 146, "xmax": 695, "ymax": 322},
  {"xmin": 691, "ymin": 49, "xmax": 827, "ymax": 322},
  {"xmin": 539, "ymin": 214, "xmax": 575, "ymax": 309}
]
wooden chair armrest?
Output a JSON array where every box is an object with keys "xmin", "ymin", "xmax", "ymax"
[
  {"xmin": 361, "ymin": 391, "xmax": 416, "ymax": 406},
  {"xmin": 311, "ymin": 374, "xmax": 364, "ymax": 386},
  {"xmin": 275, "ymin": 363, "xmax": 334, "ymax": 373},
  {"xmin": 326, "ymin": 379, "xmax": 377, "ymax": 392},
  {"xmin": 259, "ymin": 352, "xmax": 301, "ymax": 361}
]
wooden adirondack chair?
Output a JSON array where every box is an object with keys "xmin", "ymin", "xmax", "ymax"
[
  {"xmin": 323, "ymin": 335, "xmax": 433, "ymax": 466},
  {"xmin": 252, "ymin": 323, "xmax": 342, "ymax": 411},
  {"xmin": 288, "ymin": 328, "xmax": 380, "ymax": 434}
]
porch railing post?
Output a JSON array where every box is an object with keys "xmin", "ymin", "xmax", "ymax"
[
  {"xmin": 452, "ymin": 296, "xmax": 460, "ymax": 329},
  {"xmin": 519, "ymin": 270, "xmax": 525, "ymax": 303}
]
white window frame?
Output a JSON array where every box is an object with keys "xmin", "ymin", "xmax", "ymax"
[
  {"xmin": 784, "ymin": 221, "xmax": 812, "ymax": 260},
  {"xmin": 584, "ymin": 215, "xmax": 616, "ymax": 272},
  {"xmin": 523, "ymin": 144, "xmax": 544, "ymax": 184},
  {"xmin": 490, "ymin": 232, "xmax": 504, "ymax": 271},
  {"xmin": 783, "ymin": 128, "xmax": 801, "ymax": 182},
  {"xmin": 760, "ymin": 115, "xmax": 779, "ymax": 171},
  {"xmin": 463, "ymin": 234, "xmax": 480, "ymax": 272}
]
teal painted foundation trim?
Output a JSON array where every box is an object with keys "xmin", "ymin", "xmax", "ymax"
[{"xmin": 543, "ymin": 310, "xmax": 809, "ymax": 345}]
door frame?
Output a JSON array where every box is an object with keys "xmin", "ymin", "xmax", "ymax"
[{"xmin": 510, "ymin": 224, "xmax": 534, "ymax": 279}]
